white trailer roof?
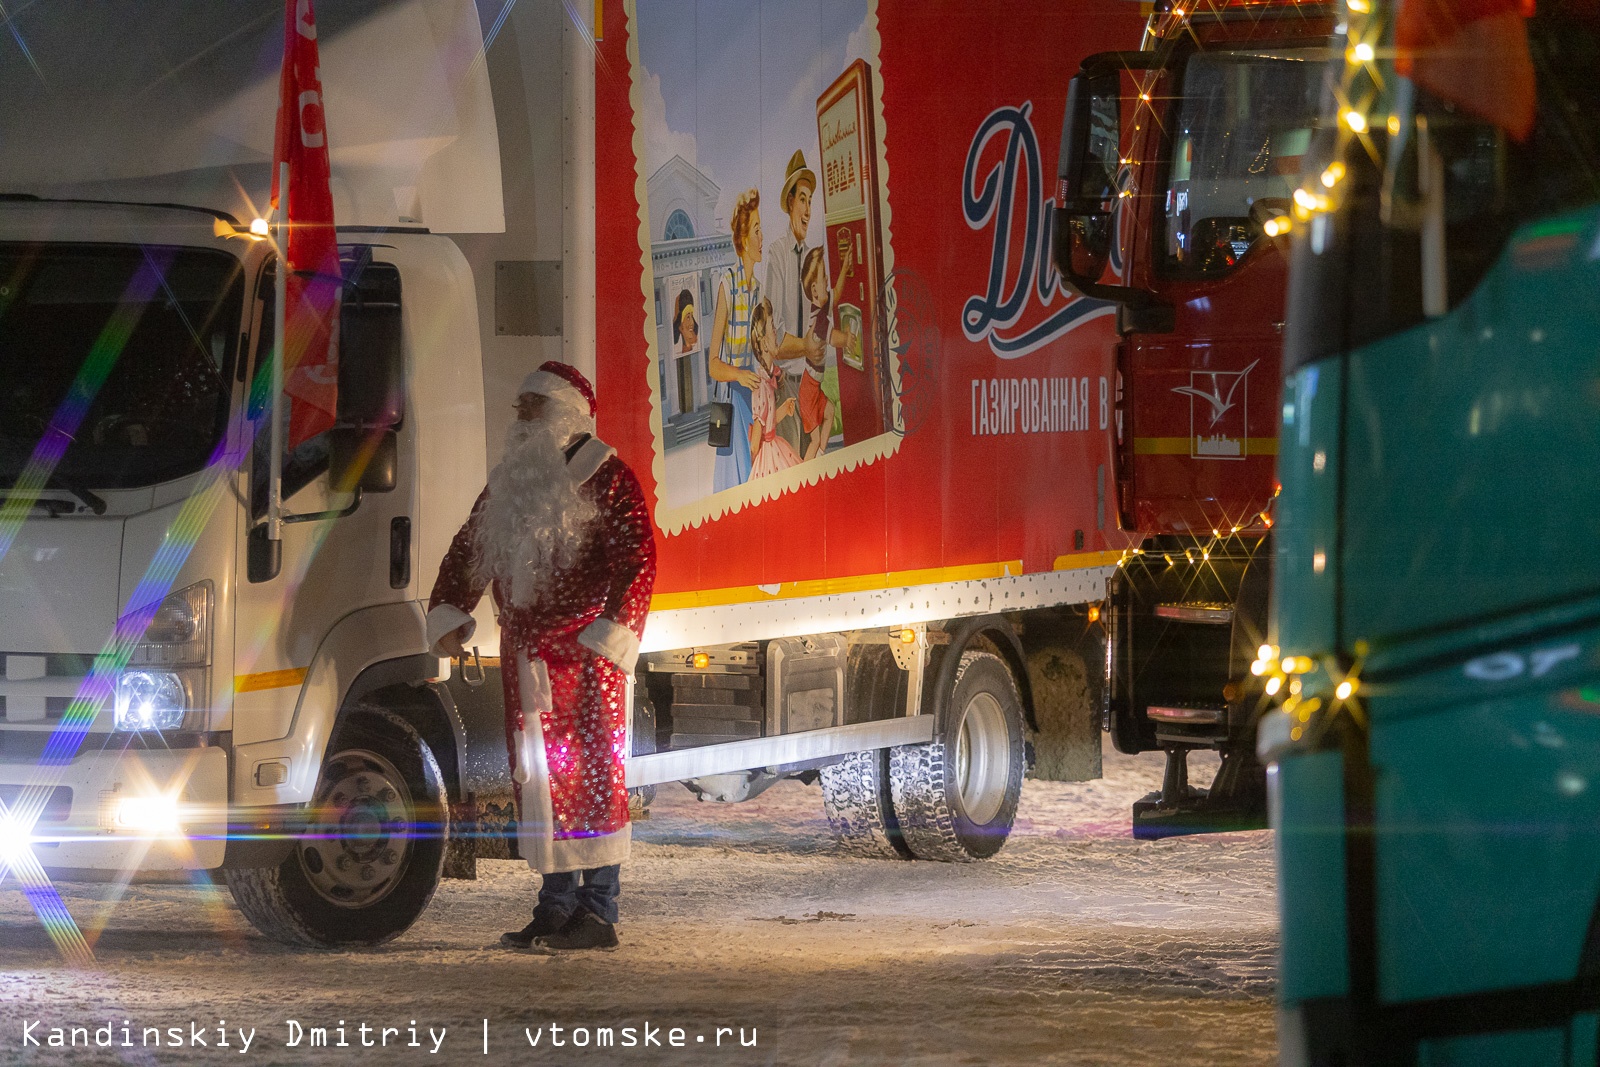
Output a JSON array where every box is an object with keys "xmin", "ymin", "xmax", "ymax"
[{"xmin": 0, "ymin": 0, "xmax": 503, "ymax": 233}]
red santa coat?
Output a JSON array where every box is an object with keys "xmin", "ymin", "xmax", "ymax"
[{"xmin": 427, "ymin": 436, "xmax": 656, "ymax": 872}]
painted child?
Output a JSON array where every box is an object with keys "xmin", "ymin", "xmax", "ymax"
[
  {"xmin": 800, "ymin": 244, "xmax": 855, "ymax": 462},
  {"xmin": 748, "ymin": 298, "xmax": 803, "ymax": 479}
]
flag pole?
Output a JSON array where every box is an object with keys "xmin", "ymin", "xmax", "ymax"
[{"xmin": 269, "ymin": 160, "xmax": 289, "ymax": 545}]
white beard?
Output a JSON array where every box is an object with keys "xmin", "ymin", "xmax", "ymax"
[{"xmin": 475, "ymin": 409, "xmax": 600, "ymax": 608}]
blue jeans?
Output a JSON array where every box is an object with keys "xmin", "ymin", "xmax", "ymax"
[{"xmin": 537, "ymin": 864, "xmax": 620, "ymax": 925}]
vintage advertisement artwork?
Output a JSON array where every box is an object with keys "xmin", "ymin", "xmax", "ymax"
[
  {"xmin": 629, "ymin": 0, "xmax": 899, "ymax": 533},
  {"xmin": 598, "ymin": 0, "xmax": 1148, "ymax": 595}
]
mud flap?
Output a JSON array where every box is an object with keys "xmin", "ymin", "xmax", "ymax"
[{"xmin": 443, "ymin": 795, "xmax": 479, "ymax": 879}]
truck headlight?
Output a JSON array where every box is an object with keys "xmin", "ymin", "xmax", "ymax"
[
  {"xmin": 114, "ymin": 670, "xmax": 198, "ymax": 731},
  {"xmin": 114, "ymin": 582, "xmax": 212, "ymax": 732},
  {"xmin": 127, "ymin": 582, "xmax": 212, "ymax": 667}
]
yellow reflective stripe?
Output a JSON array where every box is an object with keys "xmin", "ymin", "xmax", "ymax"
[
  {"xmin": 1132, "ymin": 437, "xmax": 1279, "ymax": 456},
  {"xmin": 1051, "ymin": 549, "xmax": 1127, "ymax": 571},
  {"xmin": 234, "ymin": 667, "xmax": 309, "ymax": 694},
  {"xmin": 649, "ymin": 560, "xmax": 1027, "ymax": 612}
]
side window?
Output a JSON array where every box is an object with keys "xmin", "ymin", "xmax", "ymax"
[{"xmin": 247, "ymin": 249, "xmax": 404, "ymax": 518}]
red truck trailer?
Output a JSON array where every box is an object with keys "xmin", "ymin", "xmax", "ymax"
[
  {"xmin": 525, "ymin": 0, "xmax": 1151, "ymax": 860},
  {"xmin": 1053, "ymin": 0, "xmax": 1337, "ymax": 835}
]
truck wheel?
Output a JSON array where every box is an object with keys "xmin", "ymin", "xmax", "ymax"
[
  {"xmin": 889, "ymin": 651, "xmax": 1025, "ymax": 861},
  {"xmin": 226, "ymin": 709, "xmax": 448, "ymax": 947},
  {"xmin": 819, "ymin": 751, "xmax": 909, "ymax": 859}
]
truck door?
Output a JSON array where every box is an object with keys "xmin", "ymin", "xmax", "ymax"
[
  {"xmin": 1269, "ymin": 4, "xmax": 1600, "ymax": 1060},
  {"xmin": 1123, "ymin": 44, "xmax": 1322, "ymax": 535},
  {"xmin": 231, "ymin": 252, "xmax": 414, "ymax": 759}
]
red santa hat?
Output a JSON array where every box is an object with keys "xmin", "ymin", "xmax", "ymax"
[{"xmin": 519, "ymin": 361, "xmax": 596, "ymax": 420}]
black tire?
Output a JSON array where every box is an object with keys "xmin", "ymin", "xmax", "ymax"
[
  {"xmin": 226, "ymin": 708, "xmax": 448, "ymax": 947},
  {"xmin": 889, "ymin": 650, "xmax": 1025, "ymax": 861},
  {"xmin": 819, "ymin": 751, "xmax": 909, "ymax": 859}
]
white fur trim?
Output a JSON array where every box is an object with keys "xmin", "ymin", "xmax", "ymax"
[
  {"xmin": 567, "ymin": 436, "xmax": 616, "ymax": 484},
  {"xmin": 578, "ymin": 617, "xmax": 640, "ymax": 670},
  {"xmin": 547, "ymin": 824, "xmax": 631, "ymax": 873},
  {"xmin": 514, "ymin": 656, "xmax": 557, "ymax": 868},
  {"xmin": 519, "ymin": 369, "xmax": 589, "ymax": 416},
  {"xmin": 425, "ymin": 604, "xmax": 475, "ymax": 655}
]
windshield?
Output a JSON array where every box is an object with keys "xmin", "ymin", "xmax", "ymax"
[
  {"xmin": 1286, "ymin": 1, "xmax": 1600, "ymax": 365},
  {"xmin": 1162, "ymin": 48, "xmax": 1326, "ymax": 276},
  {"xmin": 0, "ymin": 243, "xmax": 242, "ymax": 490}
]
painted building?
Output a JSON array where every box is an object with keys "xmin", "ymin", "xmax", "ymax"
[{"xmin": 648, "ymin": 154, "xmax": 732, "ymax": 447}]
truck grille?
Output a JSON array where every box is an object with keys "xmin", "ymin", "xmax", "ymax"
[
  {"xmin": 0, "ymin": 697, "xmax": 78, "ymax": 722},
  {"xmin": 0, "ymin": 653, "xmax": 100, "ymax": 727}
]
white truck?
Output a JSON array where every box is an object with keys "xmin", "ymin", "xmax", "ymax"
[{"xmin": 0, "ymin": 0, "xmax": 1138, "ymax": 946}]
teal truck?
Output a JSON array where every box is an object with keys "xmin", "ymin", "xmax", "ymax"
[{"xmin": 1257, "ymin": 1, "xmax": 1600, "ymax": 1062}]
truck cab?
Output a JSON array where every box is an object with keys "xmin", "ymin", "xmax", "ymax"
[
  {"xmin": 0, "ymin": 197, "xmax": 487, "ymax": 945},
  {"xmin": 1260, "ymin": 2, "xmax": 1600, "ymax": 1061},
  {"xmin": 1054, "ymin": 0, "xmax": 1335, "ymax": 835}
]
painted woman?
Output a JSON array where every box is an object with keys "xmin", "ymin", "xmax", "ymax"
[{"xmin": 707, "ymin": 189, "xmax": 766, "ymax": 491}]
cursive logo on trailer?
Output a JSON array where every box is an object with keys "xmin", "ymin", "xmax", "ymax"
[{"xmin": 962, "ymin": 102, "xmax": 1113, "ymax": 360}]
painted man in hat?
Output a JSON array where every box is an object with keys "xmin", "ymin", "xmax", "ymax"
[
  {"xmin": 427, "ymin": 360, "xmax": 656, "ymax": 951},
  {"xmin": 764, "ymin": 149, "xmax": 823, "ymax": 458}
]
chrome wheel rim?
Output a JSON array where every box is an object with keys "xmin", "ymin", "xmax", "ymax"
[
  {"xmin": 954, "ymin": 692, "xmax": 1009, "ymax": 825},
  {"xmin": 298, "ymin": 748, "xmax": 413, "ymax": 909}
]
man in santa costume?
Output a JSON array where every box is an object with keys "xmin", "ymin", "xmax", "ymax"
[{"xmin": 427, "ymin": 361, "xmax": 656, "ymax": 951}]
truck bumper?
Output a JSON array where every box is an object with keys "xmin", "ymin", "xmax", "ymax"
[{"xmin": 0, "ymin": 745, "xmax": 229, "ymax": 873}]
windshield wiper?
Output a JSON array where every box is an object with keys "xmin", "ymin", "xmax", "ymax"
[
  {"xmin": 27, "ymin": 498, "xmax": 74, "ymax": 518},
  {"xmin": 0, "ymin": 470, "xmax": 106, "ymax": 516},
  {"xmin": 43, "ymin": 473, "xmax": 106, "ymax": 515}
]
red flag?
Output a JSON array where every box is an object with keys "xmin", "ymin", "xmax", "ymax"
[
  {"xmin": 271, "ymin": 0, "xmax": 341, "ymax": 448},
  {"xmin": 1395, "ymin": 0, "xmax": 1536, "ymax": 141}
]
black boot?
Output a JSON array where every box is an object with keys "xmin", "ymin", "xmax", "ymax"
[
  {"xmin": 535, "ymin": 910, "xmax": 618, "ymax": 951},
  {"xmin": 500, "ymin": 907, "xmax": 571, "ymax": 949}
]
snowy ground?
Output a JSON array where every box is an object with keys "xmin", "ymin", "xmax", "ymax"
[{"xmin": 0, "ymin": 742, "xmax": 1279, "ymax": 1066}]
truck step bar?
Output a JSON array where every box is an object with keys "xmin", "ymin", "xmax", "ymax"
[{"xmin": 626, "ymin": 715, "xmax": 935, "ymax": 789}]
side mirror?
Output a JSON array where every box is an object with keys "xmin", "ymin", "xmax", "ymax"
[
  {"xmin": 1053, "ymin": 52, "xmax": 1173, "ymax": 329},
  {"xmin": 1054, "ymin": 68, "xmax": 1122, "ymax": 288},
  {"xmin": 329, "ymin": 427, "xmax": 398, "ymax": 493},
  {"xmin": 248, "ymin": 524, "xmax": 282, "ymax": 583},
  {"xmin": 332, "ymin": 258, "xmax": 403, "ymax": 492}
]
